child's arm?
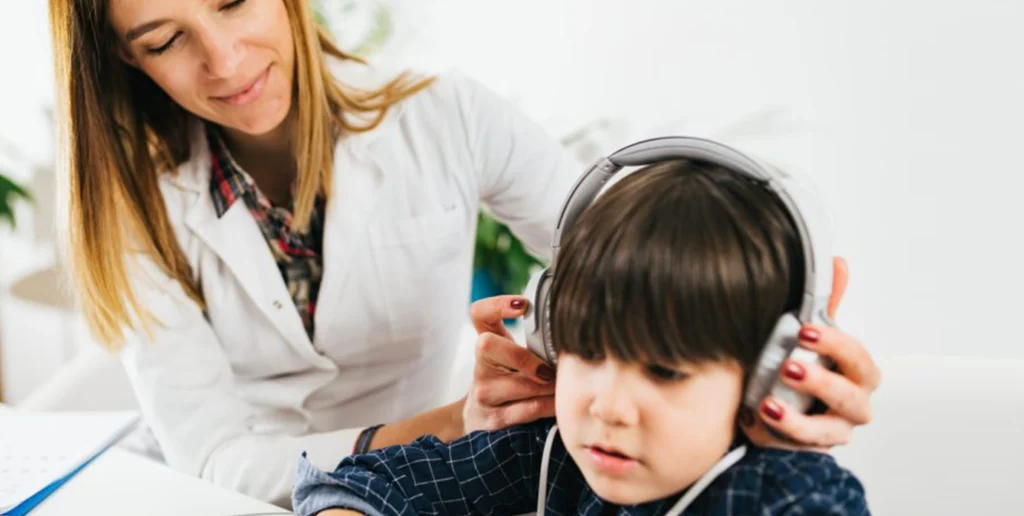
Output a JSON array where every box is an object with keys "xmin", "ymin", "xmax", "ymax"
[
  {"xmin": 713, "ymin": 449, "xmax": 869, "ymax": 516},
  {"xmin": 292, "ymin": 421, "xmax": 550, "ymax": 516},
  {"xmin": 773, "ymin": 469, "xmax": 868, "ymax": 516},
  {"xmin": 768, "ymin": 454, "xmax": 869, "ymax": 516},
  {"xmin": 780, "ymin": 487, "xmax": 869, "ymax": 516}
]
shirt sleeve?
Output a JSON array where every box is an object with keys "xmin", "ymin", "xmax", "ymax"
[
  {"xmin": 777, "ymin": 474, "xmax": 869, "ymax": 516},
  {"xmin": 447, "ymin": 69, "xmax": 583, "ymax": 261},
  {"xmin": 120, "ymin": 255, "xmax": 363, "ymax": 508},
  {"xmin": 724, "ymin": 449, "xmax": 870, "ymax": 516},
  {"xmin": 291, "ymin": 421, "xmax": 552, "ymax": 516}
]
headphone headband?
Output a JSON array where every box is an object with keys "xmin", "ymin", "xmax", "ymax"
[
  {"xmin": 608, "ymin": 136, "xmax": 771, "ymax": 180},
  {"xmin": 550, "ymin": 136, "xmax": 832, "ymax": 323}
]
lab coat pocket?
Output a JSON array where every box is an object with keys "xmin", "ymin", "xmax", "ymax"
[{"xmin": 369, "ymin": 204, "xmax": 469, "ymax": 344}]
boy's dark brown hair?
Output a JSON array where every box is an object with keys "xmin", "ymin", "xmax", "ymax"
[{"xmin": 549, "ymin": 159, "xmax": 805, "ymax": 374}]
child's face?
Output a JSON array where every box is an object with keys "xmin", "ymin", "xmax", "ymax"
[{"xmin": 555, "ymin": 353, "xmax": 744, "ymax": 505}]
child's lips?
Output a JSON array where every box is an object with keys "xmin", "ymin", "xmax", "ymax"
[{"xmin": 585, "ymin": 445, "xmax": 639, "ymax": 475}]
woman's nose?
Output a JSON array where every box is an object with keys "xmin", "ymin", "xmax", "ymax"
[{"xmin": 197, "ymin": 28, "xmax": 245, "ymax": 79}]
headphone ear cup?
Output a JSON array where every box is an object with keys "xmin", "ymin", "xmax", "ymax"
[
  {"xmin": 523, "ymin": 269, "xmax": 556, "ymax": 366},
  {"xmin": 744, "ymin": 313, "xmax": 833, "ymax": 416},
  {"xmin": 743, "ymin": 313, "xmax": 802, "ymax": 412}
]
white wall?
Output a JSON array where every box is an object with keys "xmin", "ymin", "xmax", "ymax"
[{"xmin": 401, "ymin": 0, "xmax": 1024, "ymax": 358}]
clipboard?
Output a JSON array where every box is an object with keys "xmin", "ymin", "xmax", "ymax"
[{"xmin": 0, "ymin": 411, "xmax": 140, "ymax": 515}]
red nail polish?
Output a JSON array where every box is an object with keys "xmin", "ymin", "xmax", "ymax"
[
  {"xmin": 783, "ymin": 361, "xmax": 806, "ymax": 381},
  {"xmin": 511, "ymin": 299, "xmax": 525, "ymax": 310},
  {"xmin": 761, "ymin": 399, "xmax": 784, "ymax": 421},
  {"xmin": 799, "ymin": 326, "xmax": 821, "ymax": 344}
]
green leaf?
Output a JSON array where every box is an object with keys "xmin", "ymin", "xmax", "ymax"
[
  {"xmin": 0, "ymin": 173, "xmax": 31, "ymax": 229},
  {"xmin": 473, "ymin": 210, "xmax": 547, "ymax": 296}
]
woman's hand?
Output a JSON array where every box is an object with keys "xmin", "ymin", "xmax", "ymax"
[
  {"xmin": 460, "ymin": 295, "xmax": 557, "ymax": 434},
  {"xmin": 740, "ymin": 257, "xmax": 882, "ymax": 452}
]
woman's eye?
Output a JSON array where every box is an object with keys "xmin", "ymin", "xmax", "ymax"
[
  {"xmin": 221, "ymin": 0, "xmax": 247, "ymax": 11},
  {"xmin": 146, "ymin": 33, "xmax": 181, "ymax": 55},
  {"xmin": 646, "ymin": 364, "xmax": 688, "ymax": 382}
]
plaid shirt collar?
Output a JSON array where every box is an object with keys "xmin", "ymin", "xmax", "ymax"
[
  {"xmin": 205, "ymin": 124, "xmax": 323, "ymax": 256},
  {"xmin": 206, "ymin": 125, "xmax": 279, "ymax": 216}
]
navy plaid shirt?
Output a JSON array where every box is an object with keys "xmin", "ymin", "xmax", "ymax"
[{"xmin": 292, "ymin": 419, "xmax": 868, "ymax": 516}]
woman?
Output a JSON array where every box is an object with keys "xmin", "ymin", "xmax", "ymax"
[{"xmin": 49, "ymin": 0, "xmax": 881, "ymax": 508}]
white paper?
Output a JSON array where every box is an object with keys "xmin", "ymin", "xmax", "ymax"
[{"xmin": 0, "ymin": 411, "xmax": 139, "ymax": 512}]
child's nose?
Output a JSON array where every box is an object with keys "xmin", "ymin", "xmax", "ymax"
[{"xmin": 588, "ymin": 379, "xmax": 640, "ymax": 427}]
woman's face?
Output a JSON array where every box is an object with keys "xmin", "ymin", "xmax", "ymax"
[{"xmin": 108, "ymin": 0, "xmax": 295, "ymax": 136}]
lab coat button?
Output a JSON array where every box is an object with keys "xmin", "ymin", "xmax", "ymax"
[{"xmin": 273, "ymin": 300, "xmax": 283, "ymax": 310}]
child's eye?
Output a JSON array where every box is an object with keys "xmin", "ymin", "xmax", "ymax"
[
  {"xmin": 576, "ymin": 350, "xmax": 606, "ymax": 363},
  {"xmin": 646, "ymin": 364, "xmax": 688, "ymax": 382}
]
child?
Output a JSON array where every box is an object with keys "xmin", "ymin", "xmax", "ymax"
[{"xmin": 291, "ymin": 158, "xmax": 869, "ymax": 515}]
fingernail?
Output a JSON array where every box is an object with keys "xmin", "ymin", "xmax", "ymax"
[
  {"xmin": 510, "ymin": 299, "xmax": 525, "ymax": 310},
  {"xmin": 783, "ymin": 361, "xmax": 806, "ymax": 381},
  {"xmin": 761, "ymin": 399, "xmax": 784, "ymax": 421},
  {"xmin": 738, "ymin": 406, "xmax": 755, "ymax": 427},
  {"xmin": 799, "ymin": 326, "xmax": 821, "ymax": 344},
  {"xmin": 536, "ymin": 364, "xmax": 555, "ymax": 382}
]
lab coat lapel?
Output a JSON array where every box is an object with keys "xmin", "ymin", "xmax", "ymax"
[
  {"xmin": 185, "ymin": 192, "xmax": 324, "ymax": 361},
  {"xmin": 176, "ymin": 131, "xmax": 326, "ymax": 364}
]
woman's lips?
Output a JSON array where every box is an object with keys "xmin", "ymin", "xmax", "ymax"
[{"xmin": 214, "ymin": 66, "xmax": 271, "ymax": 106}]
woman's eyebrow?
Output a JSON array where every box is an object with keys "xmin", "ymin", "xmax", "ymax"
[{"xmin": 125, "ymin": 19, "xmax": 171, "ymax": 43}]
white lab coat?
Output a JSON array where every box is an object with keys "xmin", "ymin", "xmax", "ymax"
[{"xmin": 118, "ymin": 60, "xmax": 581, "ymax": 507}]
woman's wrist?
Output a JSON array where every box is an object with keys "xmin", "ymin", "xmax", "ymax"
[
  {"xmin": 444, "ymin": 396, "xmax": 467, "ymax": 441},
  {"xmin": 362, "ymin": 398, "xmax": 466, "ymax": 452}
]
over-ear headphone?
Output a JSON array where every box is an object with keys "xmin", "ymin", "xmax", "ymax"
[{"xmin": 522, "ymin": 136, "xmax": 836, "ymax": 415}]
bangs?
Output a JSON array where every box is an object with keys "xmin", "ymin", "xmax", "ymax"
[{"xmin": 549, "ymin": 160, "xmax": 803, "ymax": 371}]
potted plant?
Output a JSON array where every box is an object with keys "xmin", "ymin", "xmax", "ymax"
[
  {"xmin": 0, "ymin": 172, "xmax": 30, "ymax": 229},
  {"xmin": 472, "ymin": 210, "xmax": 546, "ymax": 297}
]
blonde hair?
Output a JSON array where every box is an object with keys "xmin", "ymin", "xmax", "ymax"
[{"xmin": 49, "ymin": 0, "xmax": 434, "ymax": 349}]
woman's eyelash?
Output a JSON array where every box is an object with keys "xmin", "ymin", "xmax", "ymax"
[
  {"xmin": 147, "ymin": 33, "xmax": 181, "ymax": 55},
  {"xmin": 144, "ymin": 0, "xmax": 245, "ymax": 56}
]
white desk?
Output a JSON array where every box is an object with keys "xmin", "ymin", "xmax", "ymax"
[{"xmin": 1, "ymin": 404, "xmax": 292, "ymax": 516}]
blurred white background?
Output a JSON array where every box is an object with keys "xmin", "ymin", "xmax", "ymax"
[{"xmin": 0, "ymin": 1, "xmax": 1022, "ymax": 513}]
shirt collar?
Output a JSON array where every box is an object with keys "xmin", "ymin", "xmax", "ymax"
[{"xmin": 205, "ymin": 123, "xmax": 259, "ymax": 218}]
